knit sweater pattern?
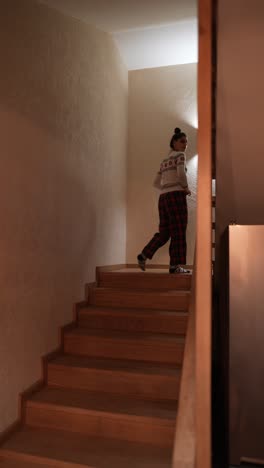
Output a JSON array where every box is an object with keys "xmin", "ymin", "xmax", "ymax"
[{"xmin": 153, "ymin": 150, "xmax": 188, "ymax": 193}]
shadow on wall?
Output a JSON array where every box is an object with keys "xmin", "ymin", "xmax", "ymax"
[{"xmin": 182, "ymin": 122, "xmax": 198, "ymax": 263}]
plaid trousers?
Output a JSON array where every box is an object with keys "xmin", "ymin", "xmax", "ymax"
[{"xmin": 142, "ymin": 191, "xmax": 188, "ymax": 266}]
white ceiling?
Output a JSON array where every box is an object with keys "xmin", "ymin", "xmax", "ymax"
[
  {"xmin": 113, "ymin": 19, "xmax": 197, "ymax": 70},
  {"xmin": 39, "ymin": 0, "xmax": 198, "ymax": 70}
]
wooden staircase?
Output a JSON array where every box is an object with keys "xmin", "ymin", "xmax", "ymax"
[{"xmin": 0, "ymin": 266, "xmax": 191, "ymax": 468}]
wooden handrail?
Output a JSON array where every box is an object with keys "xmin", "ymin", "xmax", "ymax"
[
  {"xmin": 196, "ymin": 0, "xmax": 212, "ymax": 466},
  {"xmin": 172, "ymin": 259, "xmax": 196, "ymax": 468},
  {"xmin": 172, "ymin": 0, "xmax": 213, "ymax": 465}
]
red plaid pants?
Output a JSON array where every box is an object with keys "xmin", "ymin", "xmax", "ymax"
[{"xmin": 142, "ymin": 191, "xmax": 188, "ymax": 266}]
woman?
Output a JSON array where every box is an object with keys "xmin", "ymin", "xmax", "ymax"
[{"xmin": 137, "ymin": 127, "xmax": 191, "ymax": 274}]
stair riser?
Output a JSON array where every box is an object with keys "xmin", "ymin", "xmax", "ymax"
[
  {"xmin": 78, "ymin": 312, "xmax": 187, "ymax": 335},
  {"xmin": 64, "ymin": 335, "xmax": 184, "ymax": 365},
  {"xmin": 47, "ymin": 366, "xmax": 180, "ymax": 401},
  {"xmin": 98, "ymin": 273, "xmax": 191, "ymax": 290},
  {"xmin": 90, "ymin": 291, "xmax": 189, "ymax": 311},
  {"xmin": 25, "ymin": 406, "xmax": 175, "ymax": 447}
]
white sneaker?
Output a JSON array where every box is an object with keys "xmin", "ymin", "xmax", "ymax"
[{"xmin": 169, "ymin": 266, "xmax": 190, "ymax": 274}]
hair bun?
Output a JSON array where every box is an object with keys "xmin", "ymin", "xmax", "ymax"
[{"xmin": 174, "ymin": 127, "xmax": 181, "ymax": 134}]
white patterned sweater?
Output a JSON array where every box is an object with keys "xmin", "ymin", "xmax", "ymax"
[{"xmin": 153, "ymin": 150, "xmax": 189, "ymax": 193}]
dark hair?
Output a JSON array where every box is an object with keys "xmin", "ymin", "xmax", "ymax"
[{"xmin": 170, "ymin": 127, "xmax": 186, "ymax": 149}]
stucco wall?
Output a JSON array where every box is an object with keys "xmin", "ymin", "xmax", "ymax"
[
  {"xmin": 126, "ymin": 64, "xmax": 197, "ymax": 266},
  {"xmin": 0, "ymin": 0, "xmax": 127, "ymax": 432}
]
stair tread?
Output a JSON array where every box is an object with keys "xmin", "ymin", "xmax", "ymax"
[
  {"xmin": 1, "ymin": 426, "xmax": 172, "ymax": 467},
  {"xmin": 94, "ymin": 287, "xmax": 190, "ymax": 295},
  {"xmin": 102, "ymin": 269, "xmax": 191, "ymax": 275},
  {"xmin": 80, "ymin": 305, "xmax": 188, "ymax": 316},
  {"xmin": 66, "ymin": 327, "xmax": 185, "ymax": 341},
  {"xmin": 27, "ymin": 386, "xmax": 177, "ymax": 420},
  {"xmin": 49, "ymin": 353, "xmax": 181, "ymax": 375}
]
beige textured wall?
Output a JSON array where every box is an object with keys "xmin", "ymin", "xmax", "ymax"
[
  {"xmin": 0, "ymin": 0, "xmax": 127, "ymax": 432},
  {"xmin": 126, "ymin": 64, "xmax": 197, "ymax": 266},
  {"xmin": 216, "ymin": 0, "xmax": 264, "ymax": 234}
]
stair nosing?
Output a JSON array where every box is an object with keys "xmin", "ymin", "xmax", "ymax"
[
  {"xmin": 92, "ymin": 287, "xmax": 190, "ymax": 294},
  {"xmin": 79, "ymin": 306, "xmax": 188, "ymax": 315},
  {"xmin": 64, "ymin": 328, "xmax": 185, "ymax": 341}
]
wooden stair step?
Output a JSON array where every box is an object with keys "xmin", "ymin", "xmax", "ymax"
[
  {"xmin": 89, "ymin": 287, "xmax": 190, "ymax": 311},
  {"xmin": 98, "ymin": 270, "xmax": 192, "ymax": 290},
  {"xmin": 78, "ymin": 305, "xmax": 188, "ymax": 334},
  {"xmin": 0, "ymin": 426, "xmax": 172, "ymax": 467},
  {"xmin": 26, "ymin": 385, "xmax": 177, "ymax": 419},
  {"xmin": 47, "ymin": 353, "xmax": 181, "ymax": 400},
  {"xmin": 0, "ymin": 458, "xmax": 59, "ymax": 468},
  {"xmin": 64, "ymin": 328, "xmax": 185, "ymax": 364},
  {"xmin": 25, "ymin": 387, "xmax": 177, "ymax": 446}
]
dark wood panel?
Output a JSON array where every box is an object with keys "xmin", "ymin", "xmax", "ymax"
[{"xmin": 229, "ymin": 226, "xmax": 264, "ymax": 465}]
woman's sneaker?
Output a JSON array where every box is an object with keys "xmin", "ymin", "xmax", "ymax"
[
  {"xmin": 137, "ymin": 253, "xmax": 146, "ymax": 271},
  {"xmin": 169, "ymin": 265, "xmax": 191, "ymax": 274}
]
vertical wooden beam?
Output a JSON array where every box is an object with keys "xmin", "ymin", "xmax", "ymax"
[
  {"xmin": 196, "ymin": 0, "xmax": 212, "ymax": 467},
  {"xmin": 172, "ymin": 261, "xmax": 196, "ymax": 468}
]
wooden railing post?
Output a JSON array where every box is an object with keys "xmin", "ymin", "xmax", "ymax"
[
  {"xmin": 196, "ymin": 0, "xmax": 212, "ymax": 466},
  {"xmin": 172, "ymin": 257, "xmax": 196, "ymax": 468}
]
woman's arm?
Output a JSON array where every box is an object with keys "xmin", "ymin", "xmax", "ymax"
[
  {"xmin": 153, "ymin": 171, "xmax": 162, "ymax": 189},
  {"xmin": 177, "ymin": 154, "xmax": 189, "ymax": 190}
]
